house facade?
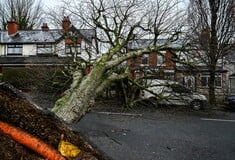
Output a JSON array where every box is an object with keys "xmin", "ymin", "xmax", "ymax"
[
  {"xmin": 176, "ymin": 65, "xmax": 228, "ymax": 101},
  {"xmin": 127, "ymin": 39, "xmax": 177, "ymax": 80},
  {"xmin": 224, "ymin": 52, "xmax": 235, "ymax": 94},
  {"xmin": 0, "ymin": 17, "xmax": 97, "ymax": 69},
  {"xmin": 126, "ymin": 38, "xmax": 232, "ymax": 102}
]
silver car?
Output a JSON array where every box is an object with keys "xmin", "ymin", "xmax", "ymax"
[{"xmin": 142, "ymin": 79, "xmax": 207, "ymax": 109}]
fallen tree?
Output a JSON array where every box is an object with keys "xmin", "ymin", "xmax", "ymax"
[{"xmin": 50, "ymin": 0, "xmax": 186, "ymax": 123}]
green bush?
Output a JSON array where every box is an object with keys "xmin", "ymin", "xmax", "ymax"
[
  {"xmin": 2, "ymin": 67, "xmax": 71, "ymax": 94},
  {"xmin": 3, "ymin": 67, "xmax": 35, "ymax": 88}
]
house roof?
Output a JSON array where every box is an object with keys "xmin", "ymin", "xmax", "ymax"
[
  {"xmin": 0, "ymin": 30, "xmax": 63, "ymax": 44},
  {"xmin": 79, "ymin": 29, "xmax": 96, "ymax": 43},
  {"xmin": 127, "ymin": 39, "xmax": 184, "ymax": 50},
  {"xmin": 65, "ymin": 26, "xmax": 95, "ymax": 43},
  {"xmin": 0, "ymin": 28, "xmax": 95, "ymax": 44}
]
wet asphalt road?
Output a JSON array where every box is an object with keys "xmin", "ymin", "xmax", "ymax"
[{"xmin": 72, "ymin": 109, "xmax": 235, "ymax": 160}]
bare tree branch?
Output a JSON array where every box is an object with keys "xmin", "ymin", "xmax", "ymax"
[{"xmin": 0, "ymin": 0, "xmax": 44, "ymax": 29}]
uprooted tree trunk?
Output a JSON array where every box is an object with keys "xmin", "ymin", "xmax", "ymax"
[
  {"xmin": 51, "ymin": 46, "xmax": 162, "ymax": 123},
  {"xmin": 51, "ymin": 59, "xmax": 107, "ymax": 123},
  {"xmin": 51, "ymin": 47, "xmax": 131, "ymax": 123}
]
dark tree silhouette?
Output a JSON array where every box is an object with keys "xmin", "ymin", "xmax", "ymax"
[
  {"xmin": 187, "ymin": 0, "xmax": 235, "ymax": 106},
  {"xmin": 0, "ymin": 0, "xmax": 44, "ymax": 30}
]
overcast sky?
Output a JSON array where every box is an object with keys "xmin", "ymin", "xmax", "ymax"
[
  {"xmin": 41, "ymin": 0, "xmax": 189, "ymax": 9},
  {"xmin": 41, "ymin": 0, "xmax": 63, "ymax": 8}
]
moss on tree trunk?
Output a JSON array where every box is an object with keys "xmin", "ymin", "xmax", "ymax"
[{"xmin": 52, "ymin": 59, "xmax": 107, "ymax": 123}]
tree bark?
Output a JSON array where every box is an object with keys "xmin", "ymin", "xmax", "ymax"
[
  {"xmin": 208, "ymin": 63, "xmax": 216, "ymax": 106},
  {"xmin": 208, "ymin": 0, "xmax": 219, "ymax": 107},
  {"xmin": 51, "ymin": 62, "xmax": 106, "ymax": 123}
]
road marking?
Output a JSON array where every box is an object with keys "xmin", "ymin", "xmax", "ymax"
[
  {"xmin": 94, "ymin": 111, "xmax": 142, "ymax": 117},
  {"xmin": 201, "ymin": 118, "xmax": 235, "ymax": 122}
]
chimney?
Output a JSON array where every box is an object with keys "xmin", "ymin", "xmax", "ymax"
[
  {"xmin": 62, "ymin": 16, "xmax": 71, "ymax": 33},
  {"xmin": 7, "ymin": 19, "xmax": 18, "ymax": 36},
  {"xmin": 41, "ymin": 23, "xmax": 49, "ymax": 31}
]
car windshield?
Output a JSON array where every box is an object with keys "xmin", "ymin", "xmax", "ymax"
[{"xmin": 171, "ymin": 84, "xmax": 191, "ymax": 93}]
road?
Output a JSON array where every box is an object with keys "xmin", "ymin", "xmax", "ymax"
[{"xmin": 72, "ymin": 109, "xmax": 235, "ymax": 160}]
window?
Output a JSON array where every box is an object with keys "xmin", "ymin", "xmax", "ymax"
[
  {"xmin": 200, "ymin": 74, "xmax": 222, "ymax": 88},
  {"xmin": 164, "ymin": 72, "xmax": 175, "ymax": 81},
  {"xmin": 215, "ymin": 74, "xmax": 222, "ymax": 87},
  {"xmin": 85, "ymin": 43, "xmax": 92, "ymax": 53},
  {"xmin": 157, "ymin": 51, "xmax": 165, "ymax": 66},
  {"xmin": 201, "ymin": 75, "xmax": 209, "ymax": 87},
  {"xmin": 7, "ymin": 44, "xmax": 23, "ymax": 56},
  {"xmin": 65, "ymin": 44, "xmax": 81, "ymax": 54},
  {"xmin": 141, "ymin": 54, "xmax": 149, "ymax": 66},
  {"xmin": 37, "ymin": 44, "xmax": 53, "ymax": 55},
  {"xmin": 230, "ymin": 77, "xmax": 235, "ymax": 93},
  {"xmin": 134, "ymin": 70, "xmax": 141, "ymax": 79}
]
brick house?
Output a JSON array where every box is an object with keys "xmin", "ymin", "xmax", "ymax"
[
  {"xmin": 127, "ymin": 39, "xmax": 177, "ymax": 80},
  {"xmin": 176, "ymin": 65, "xmax": 228, "ymax": 101},
  {"xmin": 224, "ymin": 52, "xmax": 235, "ymax": 94},
  {"xmin": 170, "ymin": 49, "xmax": 227, "ymax": 102},
  {"xmin": 126, "ymin": 39, "xmax": 232, "ymax": 102}
]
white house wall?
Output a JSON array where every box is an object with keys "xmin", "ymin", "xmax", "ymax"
[
  {"xmin": 81, "ymin": 40, "xmax": 97, "ymax": 61},
  {"xmin": 0, "ymin": 44, "xmax": 37, "ymax": 56},
  {"xmin": 23, "ymin": 44, "xmax": 36, "ymax": 56},
  {"xmin": 53, "ymin": 40, "xmax": 65, "ymax": 57},
  {"xmin": 81, "ymin": 41, "xmax": 90, "ymax": 61},
  {"xmin": 55, "ymin": 40, "xmax": 97, "ymax": 61},
  {"xmin": 55, "ymin": 40, "xmax": 66, "ymax": 57},
  {"xmin": 0, "ymin": 45, "xmax": 3, "ymax": 56},
  {"xmin": 0, "ymin": 40, "xmax": 96, "ymax": 60}
]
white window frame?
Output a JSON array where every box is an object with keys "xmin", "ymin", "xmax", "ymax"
[
  {"xmin": 140, "ymin": 54, "xmax": 149, "ymax": 66},
  {"xmin": 37, "ymin": 43, "xmax": 53, "ymax": 55},
  {"xmin": 200, "ymin": 74, "xmax": 210, "ymax": 87},
  {"xmin": 200, "ymin": 73, "xmax": 222, "ymax": 88},
  {"xmin": 157, "ymin": 51, "xmax": 166, "ymax": 66},
  {"xmin": 65, "ymin": 44, "xmax": 81, "ymax": 55},
  {"xmin": 215, "ymin": 74, "xmax": 222, "ymax": 88},
  {"xmin": 7, "ymin": 44, "xmax": 23, "ymax": 56}
]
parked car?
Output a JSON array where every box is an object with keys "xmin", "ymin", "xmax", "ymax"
[
  {"xmin": 224, "ymin": 94, "xmax": 235, "ymax": 110},
  {"xmin": 141, "ymin": 79, "xmax": 207, "ymax": 109}
]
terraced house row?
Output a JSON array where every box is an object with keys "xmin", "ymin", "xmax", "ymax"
[
  {"xmin": 0, "ymin": 17, "xmax": 234, "ymax": 102},
  {"xmin": 0, "ymin": 17, "xmax": 97, "ymax": 68}
]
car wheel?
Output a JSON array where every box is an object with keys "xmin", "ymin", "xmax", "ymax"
[
  {"xmin": 191, "ymin": 100, "xmax": 202, "ymax": 110},
  {"xmin": 149, "ymin": 97, "xmax": 158, "ymax": 107}
]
